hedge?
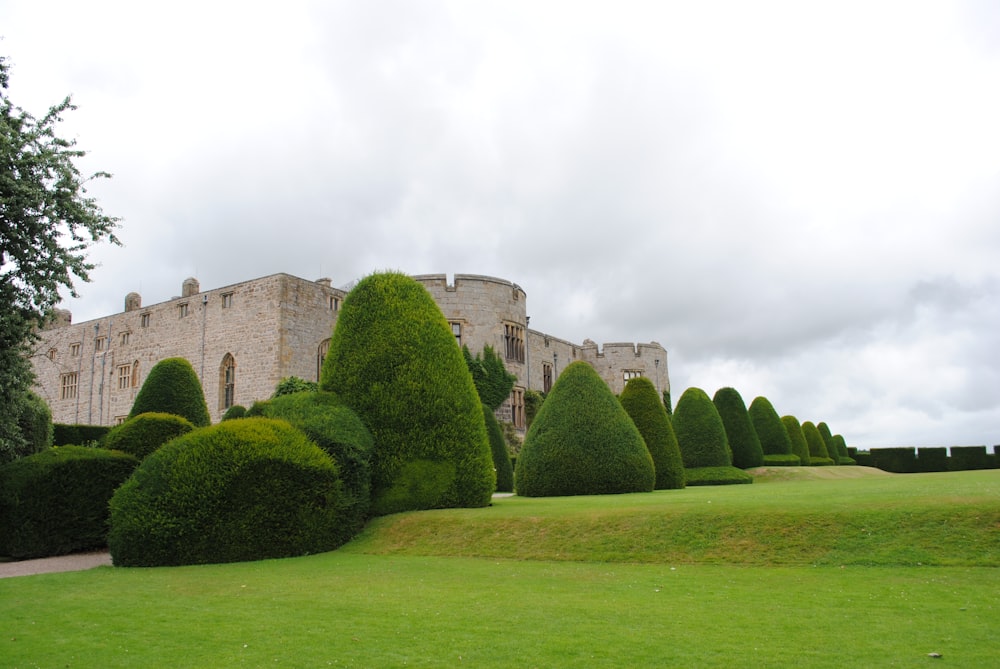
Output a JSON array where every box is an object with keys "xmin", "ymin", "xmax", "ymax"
[
  {"xmin": 515, "ymin": 361, "xmax": 655, "ymax": 497},
  {"xmin": 108, "ymin": 418, "xmax": 351, "ymax": 567},
  {"xmin": 102, "ymin": 412, "xmax": 195, "ymax": 460},
  {"xmin": 748, "ymin": 397, "xmax": 797, "ymax": 462},
  {"xmin": 916, "ymin": 447, "xmax": 949, "ymax": 472},
  {"xmin": 712, "ymin": 387, "xmax": 764, "ymax": 469},
  {"xmin": 320, "ymin": 271, "xmax": 494, "ymax": 515},
  {"xmin": 483, "ymin": 404, "xmax": 514, "ymax": 493},
  {"xmin": 800, "ymin": 421, "xmax": 832, "ymax": 464},
  {"xmin": 53, "ymin": 423, "xmax": 112, "ymax": 446},
  {"xmin": 948, "ymin": 446, "xmax": 991, "ymax": 471},
  {"xmin": 129, "ymin": 357, "xmax": 211, "ymax": 427},
  {"xmin": 684, "ymin": 466, "xmax": 754, "ymax": 486},
  {"xmin": 672, "ymin": 387, "xmax": 732, "ymax": 468},
  {"xmin": 831, "ymin": 434, "xmax": 856, "ymax": 465},
  {"xmin": 781, "ymin": 415, "xmax": 811, "ymax": 466},
  {"xmin": 0, "ymin": 446, "xmax": 138, "ymax": 559},
  {"xmin": 621, "ymin": 376, "xmax": 685, "ymax": 489}
]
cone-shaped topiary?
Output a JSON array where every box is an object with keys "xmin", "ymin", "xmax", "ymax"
[
  {"xmin": 817, "ymin": 422, "xmax": 837, "ymax": 462},
  {"xmin": 102, "ymin": 412, "xmax": 195, "ymax": 460},
  {"xmin": 748, "ymin": 396, "xmax": 799, "ymax": 466},
  {"xmin": 831, "ymin": 434, "xmax": 855, "ymax": 464},
  {"xmin": 108, "ymin": 418, "xmax": 350, "ymax": 566},
  {"xmin": 712, "ymin": 387, "xmax": 764, "ymax": 469},
  {"xmin": 319, "ymin": 271, "xmax": 494, "ymax": 515},
  {"xmin": 620, "ymin": 376, "xmax": 685, "ymax": 489},
  {"xmin": 129, "ymin": 357, "xmax": 210, "ymax": 427},
  {"xmin": 801, "ymin": 421, "xmax": 834, "ymax": 465},
  {"xmin": 483, "ymin": 404, "xmax": 514, "ymax": 492},
  {"xmin": 781, "ymin": 415, "xmax": 811, "ymax": 466},
  {"xmin": 515, "ymin": 361, "xmax": 655, "ymax": 497},
  {"xmin": 672, "ymin": 387, "xmax": 752, "ymax": 485}
]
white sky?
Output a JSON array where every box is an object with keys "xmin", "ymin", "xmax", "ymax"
[{"xmin": 3, "ymin": 0, "xmax": 999, "ymax": 449}]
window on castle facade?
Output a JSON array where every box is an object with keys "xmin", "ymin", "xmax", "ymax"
[
  {"xmin": 95, "ymin": 336, "xmax": 106, "ymax": 352},
  {"xmin": 220, "ymin": 354, "xmax": 236, "ymax": 410},
  {"xmin": 222, "ymin": 293, "xmax": 234, "ymax": 308},
  {"xmin": 70, "ymin": 342, "xmax": 81, "ymax": 357},
  {"xmin": 131, "ymin": 360, "xmax": 140, "ymax": 388},
  {"xmin": 114, "ymin": 415, "xmax": 128, "ymax": 426},
  {"xmin": 120, "ymin": 331, "xmax": 131, "ymax": 346},
  {"xmin": 450, "ymin": 322, "xmax": 462, "ymax": 347},
  {"xmin": 140, "ymin": 313, "xmax": 150, "ymax": 328},
  {"xmin": 542, "ymin": 363, "xmax": 553, "ymax": 393},
  {"xmin": 47, "ymin": 348, "xmax": 57, "ymax": 361},
  {"xmin": 60, "ymin": 372, "xmax": 78, "ymax": 400},
  {"xmin": 179, "ymin": 303, "xmax": 189, "ymax": 318},
  {"xmin": 117, "ymin": 364, "xmax": 132, "ymax": 390},
  {"xmin": 623, "ymin": 370, "xmax": 643, "ymax": 382},
  {"xmin": 504, "ymin": 322, "xmax": 525, "ymax": 363},
  {"xmin": 509, "ymin": 387, "xmax": 525, "ymax": 429},
  {"xmin": 329, "ymin": 296, "xmax": 339, "ymax": 311}
]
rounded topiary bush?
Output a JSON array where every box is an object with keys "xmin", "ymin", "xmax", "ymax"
[
  {"xmin": 712, "ymin": 387, "xmax": 764, "ymax": 469},
  {"xmin": 129, "ymin": 357, "xmax": 211, "ymax": 427},
  {"xmin": 108, "ymin": 418, "xmax": 350, "ymax": 567},
  {"xmin": 0, "ymin": 446, "xmax": 138, "ymax": 559},
  {"xmin": 831, "ymin": 434, "xmax": 855, "ymax": 464},
  {"xmin": 620, "ymin": 376, "xmax": 685, "ymax": 489},
  {"xmin": 483, "ymin": 404, "xmax": 514, "ymax": 493},
  {"xmin": 801, "ymin": 421, "xmax": 835, "ymax": 465},
  {"xmin": 102, "ymin": 412, "xmax": 195, "ymax": 460},
  {"xmin": 320, "ymin": 271, "xmax": 494, "ymax": 516},
  {"xmin": 515, "ymin": 361, "xmax": 655, "ymax": 497},
  {"xmin": 748, "ymin": 396, "xmax": 799, "ymax": 466},
  {"xmin": 257, "ymin": 391, "xmax": 373, "ymax": 531},
  {"xmin": 672, "ymin": 387, "xmax": 752, "ymax": 485},
  {"xmin": 221, "ymin": 405, "xmax": 247, "ymax": 420},
  {"xmin": 781, "ymin": 415, "xmax": 811, "ymax": 466}
]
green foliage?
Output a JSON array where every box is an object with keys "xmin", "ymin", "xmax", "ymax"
[
  {"xmin": 800, "ymin": 421, "xmax": 835, "ymax": 465},
  {"xmin": 53, "ymin": 423, "xmax": 111, "ymax": 446},
  {"xmin": 948, "ymin": 446, "xmax": 991, "ymax": 471},
  {"xmin": 0, "ymin": 58, "xmax": 120, "ymax": 460},
  {"xmin": 221, "ymin": 404, "xmax": 247, "ymax": 420},
  {"xmin": 831, "ymin": 434, "xmax": 855, "ymax": 464},
  {"xmin": 102, "ymin": 412, "xmax": 195, "ymax": 460},
  {"xmin": 816, "ymin": 422, "xmax": 842, "ymax": 463},
  {"xmin": 761, "ymin": 454, "xmax": 802, "ymax": 467},
  {"xmin": 672, "ymin": 387, "xmax": 732, "ymax": 468},
  {"xmin": 524, "ymin": 389, "xmax": 545, "ymax": 428},
  {"xmin": 463, "ymin": 345, "xmax": 517, "ymax": 411},
  {"xmin": 272, "ymin": 376, "xmax": 318, "ymax": 398},
  {"xmin": 256, "ymin": 391, "xmax": 373, "ymax": 532},
  {"xmin": 129, "ymin": 357, "xmax": 211, "ymax": 427},
  {"xmin": 245, "ymin": 401, "xmax": 268, "ymax": 417},
  {"xmin": 1, "ymin": 390, "xmax": 53, "ymax": 463},
  {"xmin": 916, "ymin": 447, "xmax": 949, "ymax": 472},
  {"xmin": 483, "ymin": 404, "xmax": 514, "ymax": 493},
  {"xmin": 780, "ymin": 415, "xmax": 811, "ymax": 466},
  {"xmin": 515, "ymin": 361, "xmax": 655, "ymax": 497},
  {"xmin": 867, "ymin": 447, "xmax": 917, "ymax": 473},
  {"xmin": 620, "ymin": 377, "xmax": 685, "ymax": 489},
  {"xmin": 748, "ymin": 397, "xmax": 796, "ymax": 460},
  {"xmin": 712, "ymin": 387, "xmax": 764, "ymax": 469},
  {"xmin": 662, "ymin": 389, "xmax": 672, "ymax": 415},
  {"xmin": 320, "ymin": 271, "xmax": 494, "ymax": 515},
  {"xmin": 0, "ymin": 446, "xmax": 137, "ymax": 558},
  {"xmin": 108, "ymin": 418, "xmax": 351, "ymax": 567},
  {"xmin": 683, "ymin": 466, "xmax": 754, "ymax": 486}
]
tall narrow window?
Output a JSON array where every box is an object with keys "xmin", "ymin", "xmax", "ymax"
[
  {"xmin": 179, "ymin": 303, "xmax": 189, "ymax": 318},
  {"xmin": 509, "ymin": 387, "xmax": 525, "ymax": 429},
  {"xmin": 60, "ymin": 372, "xmax": 79, "ymax": 400},
  {"xmin": 542, "ymin": 363, "xmax": 553, "ymax": 393},
  {"xmin": 140, "ymin": 313, "xmax": 150, "ymax": 328},
  {"xmin": 222, "ymin": 293, "xmax": 234, "ymax": 308},
  {"xmin": 450, "ymin": 322, "xmax": 462, "ymax": 347},
  {"xmin": 120, "ymin": 331, "xmax": 131, "ymax": 346},
  {"xmin": 95, "ymin": 336, "xmax": 106, "ymax": 352},
  {"xmin": 504, "ymin": 322, "xmax": 525, "ymax": 363},
  {"xmin": 70, "ymin": 342, "xmax": 81, "ymax": 357},
  {"xmin": 220, "ymin": 354, "xmax": 236, "ymax": 410},
  {"xmin": 317, "ymin": 339, "xmax": 330, "ymax": 381},
  {"xmin": 131, "ymin": 360, "xmax": 140, "ymax": 388},
  {"xmin": 329, "ymin": 296, "xmax": 339, "ymax": 311}
]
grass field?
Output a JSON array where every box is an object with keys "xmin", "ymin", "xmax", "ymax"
[{"xmin": 2, "ymin": 468, "xmax": 997, "ymax": 667}]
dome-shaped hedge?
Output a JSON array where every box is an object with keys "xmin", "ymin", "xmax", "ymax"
[
  {"xmin": 483, "ymin": 404, "xmax": 514, "ymax": 493},
  {"xmin": 748, "ymin": 396, "xmax": 799, "ymax": 466},
  {"xmin": 108, "ymin": 418, "xmax": 350, "ymax": 567},
  {"xmin": 620, "ymin": 376, "xmax": 685, "ymax": 489},
  {"xmin": 257, "ymin": 391, "xmax": 373, "ymax": 531},
  {"xmin": 801, "ymin": 421, "xmax": 834, "ymax": 465},
  {"xmin": 102, "ymin": 412, "xmax": 195, "ymax": 460},
  {"xmin": 515, "ymin": 361, "xmax": 655, "ymax": 497},
  {"xmin": 319, "ymin": 271, "xmax": 494, "ymax": 515},
  {"xmin": 129, "ymin": 357, "xmax": 210, "ymax": 427},
  {"xmin": 781, "ymin": 415, "xmax": 811, "ymax": 466},
  {"xmin": 712, "ymin": 387, "xmax": 764, "ymax": 469},
  {"xmin": 672, "ymin": 387, "xmax": 753, "ymax": 485}
]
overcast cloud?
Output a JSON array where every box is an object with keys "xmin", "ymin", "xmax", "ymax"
[{"xmin": 3, "ymin": 0, "xmax": 998, "ymax": 449}]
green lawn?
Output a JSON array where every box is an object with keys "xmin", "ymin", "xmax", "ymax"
[{"xmin": 2, "ymin": 468, "xmax": 998, "ymax": 668}]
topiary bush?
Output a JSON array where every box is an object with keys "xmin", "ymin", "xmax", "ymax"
[
  {"xmin": 108, "ymin": 418, "xmax": 351, "ymax": 567},
  {"xmin": 830, "ymin": 434, "xmax": 855, "ymax": 464},
  {"xmin": 320, "ymin": 271, "xmax": 494, "ymax": 516},
  {"xmin": 256, "ymin": 391, "xmax": 373, "ymax": 532},
  {"xmin": 483, "ymin": 404, "xmax": 514, "ymax": 492},
  {"xmin": 15, "ymin": 391, "xmax": 53, "ymax": 458},
  {"xmin": 102, "ymin": 412, "xmax": 195, "ymax": 461},
  {"xmin": 748, "ymin": 397, "xmax": 798, "ymax": 465},
  {"xmin": 53, "ymin": 423, "xmax": 112, "ymax": 446},
  {"xmin": 801, "ymin": 421, "xmax": 835, "ymax": 466},
  {"xmin": 712, "ymin": 387, "xmax": 764, "ymax": 469},
  {"xmin": 272, "ymin": 376, "xmax": 318, "ymax": 398},
  {"xmin": 781, "ymin": 415, "xmax": 811, "ymax": 466},
  {"xmin": 515, "ymin": 361, "xmax": 655, "ymax": 497},
  {"xmin": 129, "ymin": 357, "xmax": 211, "ymax": 427},
  {"xmin": 0, "ymin": 446, "xmax": 138, "ymax": 559},
  {"xmin": 620, "ymin": 376, "xmax": 685, "ymax": 489},
  {"xmin": 672, "ymin": 387, "xmax": 752, "ymax": 485},
  {"xmin": 221, "ymin": 405, "xmax": 247, "ymax": 420},
  {"xmin": 817, "ymin": 422, "xmax": 852, "ymax": 464}
]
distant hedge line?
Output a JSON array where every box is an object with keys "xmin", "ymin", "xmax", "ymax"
[{"xmin": 856, "ymin": 446, "xmax": 998, "ymax": 473}]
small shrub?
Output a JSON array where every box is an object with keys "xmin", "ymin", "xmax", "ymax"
[
  {"xmin": 483, "ymin": 404, "xmax": 514, "ymax": 493},
  {"xmin": 102, "ymin": 412, "xmax": 196, "ymax": 460},
  {"xmin": 221, "ymin": 405, "xmax": 247, "ymax": 420},
  {"xmin": 53, "ymin": 423, "xmax": 112, "ymax": 446},
  {"xmin": 272, "ymin": 376, "xmax": 318, "ymax": 398},
  {"xmin": 129, "ymin": 357, "xmax": 211, "ymax": 427},
  {"xmin": 108, "ymin": 418, "xmax": 350, "ymax": 567},
  {"xmin": 515, "ymin": 361, "xmax": 655, "ymax": 497},
  {"xmin": 712, "ymin": 387, "xmax": 764, "ymax": 469},
  {"xmin": 781, "ymin": 415, "xmax": 811, "ymax": 466},
  {"xmin": 748, "ymin": 397, "xmax": 797, "ymax": 462},
  {"xmin": 620, "ymin": 377, "xmax": 685, "ymax": 489},
  {"xmin": 0, "ymin": 446, "xmax": 138, "ymax": 559},
  {"xmin": 684, "ymin": 466, "xmax": 753, "ymax": 486}
]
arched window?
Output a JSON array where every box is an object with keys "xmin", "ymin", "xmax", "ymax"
[
  {"xmin": 220, "ymin": 354, "xmax": 236, "ymax": 410},
  {"xmin": 317, "ymin": 339, "xmax": 330, "ymax": 381},
  {"xmin": 131, "ymin": 360, "xmax": 140, "ymax": 388}
]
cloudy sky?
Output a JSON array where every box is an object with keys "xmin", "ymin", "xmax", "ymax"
[{"xmin": 3, "ymin": 0, "xmax": 998, "ymax": 449}]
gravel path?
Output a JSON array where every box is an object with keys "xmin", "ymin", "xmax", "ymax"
[{"xmin": 0, "ymin": 550, "xmax": 112, "ymax": 579}]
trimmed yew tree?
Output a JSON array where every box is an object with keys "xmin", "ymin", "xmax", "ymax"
[
  {"xmin": 712, "ymin": 387, "xmax": 764, "ymax": 469},
  {"xmin": 672, "ymin": 387, "xmax": 752, "ymax": 485},
  {"xmin": 781, "ymin": 415, "xmax": 811, "ymax": 466},
  {"xmin": 620, "ymin": 376, "xmax": 685, "ymax": 489},
  {"xmin": 102, "ymin": 412, "xmax": 195, "ymax": 460},
  {"xmin": 515, "ymin": 361, "xmax": 655, "ymax": 497},
  {"xmin": 801, "ymin": 421, "xmax": 835, "ymax": 465},
  {"xmin": 128, "ymin": 357, "xmax": 211, "ymax": 427},
  {"xmin": 319, "ymin": 271, "xmax": 494, "ymax": 515},
  {"xmin": 748, "ymin": 396, "xmax": 799, "ymax": 466},
  {"xmin": 483, "ymin": 404, "xmax": 514, "ymax": 493},
  {"xmin": 832, "ymin": 434, "xmax": 855, "ymax": 464}
]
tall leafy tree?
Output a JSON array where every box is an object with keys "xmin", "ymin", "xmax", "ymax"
[{"xmin": 0, "ymin": 57, "xmax": 120, "ymax": 459}]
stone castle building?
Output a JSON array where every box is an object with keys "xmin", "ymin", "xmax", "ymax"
[{"xmin": 30, "ymin": 273, "xmax": 670, "ymax": 428}]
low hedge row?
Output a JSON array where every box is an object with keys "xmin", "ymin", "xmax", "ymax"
[
  {"xmin": 53, "ymin": 423, "xmax": 112, "ymax": 446},
  {"xmin": 0, "ymin": 446, "xmax": 139, "ymax": 559},
  {"xmin": 860, "ymin": 446, "xmax": 998, "ymax": 473},
  {"xmin": 762, "ymin": 453, "xmax": 801, "ymax": 467},
  {"xmin": 683, "ymin": 466, "xmax": 753, "ymax": 486}
]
